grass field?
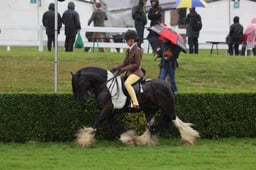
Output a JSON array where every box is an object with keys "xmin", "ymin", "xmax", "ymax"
[
  {"xmin": 0, "ymin": 138, "xmax": 256, "ymax": 170},
  {"xmin": 1, "ymin": 46, "xmax": 256, "ymax": 170},
  {"xmin": 1, "ymin": 46, "xmax": 256, "ymax": 93}
]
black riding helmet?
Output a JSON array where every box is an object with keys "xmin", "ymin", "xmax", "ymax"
[{"xmin": 124, "ymin": 29, "xmax": 138, "ymax": 41}]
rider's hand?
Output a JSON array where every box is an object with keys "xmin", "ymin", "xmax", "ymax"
[
  {"xmin": 110, "ymin": 68, "xmax": 116, "ymax": 73},
  {"xmin": 119, "ymin": 67, "xmax": 126, "ymax": 73}
]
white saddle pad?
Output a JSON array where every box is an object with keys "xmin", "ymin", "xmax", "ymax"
[{"xmin": 106, "ymin": 71, "xmax": 127, "ymax": 109}]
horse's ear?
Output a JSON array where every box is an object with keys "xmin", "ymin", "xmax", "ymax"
[{"xmin": 70, "ymin": 72, "xmax": 74, "ymax": 77}]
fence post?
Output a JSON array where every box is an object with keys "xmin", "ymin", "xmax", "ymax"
[{"xmin": 38, "ymin": 25, "xmax": 44, "ymax": 52}]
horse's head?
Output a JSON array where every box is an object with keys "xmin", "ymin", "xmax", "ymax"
[
  {"xmin": 71, "ymin": 67, "xmax": 108, "ymax": 102},
  {"xmin": 71, "ymin": 71, "xmax": 92, "ymax": 102}
]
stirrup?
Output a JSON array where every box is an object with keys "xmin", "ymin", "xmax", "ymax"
[{"xmin": 128, "ymin": 104, "xmax": 141, "ymax": 112}]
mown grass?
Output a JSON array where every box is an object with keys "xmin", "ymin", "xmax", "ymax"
[
  {"xmin": 0, "ymin": 138, "xmax": 256, "ymax": 170},
  {"xmin": 1, "ymin": 46, "xmax": 256, "ymax": 169},
  {"xmin": 1, "ymin": 46, "xmax": 256, "ymax": 93}
]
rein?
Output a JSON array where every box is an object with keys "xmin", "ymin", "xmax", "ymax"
[
  {"xmin": 105, "ymin": 71, "xmax": 123, "ymax": 99},
  {"xmin": 84, "ymin": 71, "xmax": 123, "ymax": 98}
]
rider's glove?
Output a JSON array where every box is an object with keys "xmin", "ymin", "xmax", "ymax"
[
  {"xmin": 110, "ymin": 68, "xmax": 116, "ymax": 73},
  {"xmin": 119, "ymin": 67, "xmax": 126, "ymax": 73}
]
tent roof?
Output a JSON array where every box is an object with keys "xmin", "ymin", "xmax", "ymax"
[
  {"xmin": 102, "ymin": 0, "xmax": 256, "ymax": 11},
  {"xmin": 102, "ymin": 0, "xmax": 221, "ymax": 11}
]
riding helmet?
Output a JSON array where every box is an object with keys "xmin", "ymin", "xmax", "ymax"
[{"xmin": 124, "ymin": 29, "xmax": 138, "ymax": 41}]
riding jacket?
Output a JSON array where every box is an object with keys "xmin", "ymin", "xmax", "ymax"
[{"xmin": 114, "ymin": 43, "xmax": 144, "ymax": 78}]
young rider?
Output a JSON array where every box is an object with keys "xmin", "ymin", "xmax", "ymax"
[{"xmin": 111, "ymin": 30, "xmax": 144, "ymax": 111}]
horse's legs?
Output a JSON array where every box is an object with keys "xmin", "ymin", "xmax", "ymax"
[
  {"xmin": 156, "ymin": 94, "xmax": 200, "ymax": 145},
  {"xmin": 92, "ymin": 103, "xmax": 113, "ymax": 129},
  {"xmin": 161, "ymin": 101, "xmax": 200, "ymax": 145},
  {"xmin": 107, "ymin": 111, "xmax": 126, "ymax": 139},
  {"xmin": 172, "ymin": 116, "xmax": 200, "ymax": 145},
  {"xmin": 76, "ymin": 102, "xmax": 114, "ymax": 147},
  {"xmin": 119, "ymin": 108, "xmax": 159, "ymax": 146}
]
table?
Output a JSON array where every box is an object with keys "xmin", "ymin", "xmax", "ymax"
[{"xmin": 206, "ymin": 41, "xmax": 226, "ymax": 55}]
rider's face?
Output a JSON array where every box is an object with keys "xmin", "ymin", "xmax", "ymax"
[{"xmin": 126, "ymin": 39, "xmax": 135, "ymax": 47}]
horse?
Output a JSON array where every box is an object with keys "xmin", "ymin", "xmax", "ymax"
[{"xmin": 71, "ymin": 66, "xmax": 199, "ymax": 147}]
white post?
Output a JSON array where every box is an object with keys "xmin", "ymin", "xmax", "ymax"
[
  {"xmin": 39, "ymin": 25, "xmax": 44, "ymax": 52},
  {"xmin": 228, "ymin": 0, "xmax": 231, "ymax": 26},
  {"xmin": 37, "ymin": 0, "xmax": 43, "ymax": 52},
  {"xmin": 54, "ymin": 0, "xmax": 58, "ymax": 92}
]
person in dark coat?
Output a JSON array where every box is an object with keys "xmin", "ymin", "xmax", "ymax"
[
  {"xmin": 42, "ymin": 3, "xmax": 62, "ymax": 51},
  {"xmin": 132, "ymin": 0, "xmax": 147, "ymax": 49},
  {"xmin": 185, "ymin": 8, "xmax": 201, "ymax": 54},
  {"xmin": 227, "ymin": 16, "xmax": 243, "ymax": 56},
  {"xmin": 147, "ymin": 0, "xmax": 163, "ymax": 55},
  {"xmin": 62, "ymin": 2, "xmax": 81, "ymax": 52},
  {"xmin": 88, "ymin": 2, "xmax": 108, "ymax": 52}
]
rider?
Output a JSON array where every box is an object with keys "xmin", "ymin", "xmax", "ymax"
[{"xmin": 111, "ymin": 29, "xmax": 144, "ymax": 111}]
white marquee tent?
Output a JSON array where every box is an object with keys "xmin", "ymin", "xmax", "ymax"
[{"xmin": 0, "ymin": 0, "xmax": 256, "ymax": 48}]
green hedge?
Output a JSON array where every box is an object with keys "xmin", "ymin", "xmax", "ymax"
[{"xmin": 0, "ymin": 93, "xmax": 255, "ymax": 142}]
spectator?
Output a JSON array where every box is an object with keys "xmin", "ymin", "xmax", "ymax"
[
  {"xmin": 185, "ymin": 8, "xmax": 202, "ymax": 54},
  {"xmin": 62, "ymin": 2, "xmax": 81, "ymax": 52},
  {"xmin": 155, "ymin": 37, "xmax": 181, "ymax": 92},
  {"xmin": 227, "ymin": 16, "xmax": 243, "ymax": 56},
  {"xmin": 240, "ymin": 33, "xmax": 247, "ymax": 56},
  {"xmin": 147, "ymin": 0, "xmax": 163, "ymax": 55},
  {"xmin": 243, "ymin": 17, "xmax": 256, "ymax": 56},
  {"xmin": 88, "ymin": 2, "xmax": 108, "ymax": 52},
  {"xmin": 42, "ymin": 3, "xmax": 62, "ymax": 52},
  {"xmin": 84, "ymin": 32, "xmax": 94, "ymax": 52},
  {"xmin": 111, "ymin": 30, "xmax": 144, "ymax": 111},
  {"xmin": 132, "ymin": 0, "xmax": 147, "ymax": 49}
]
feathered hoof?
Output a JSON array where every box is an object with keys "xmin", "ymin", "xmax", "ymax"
[
  {"xmin": 180, "ymin": 124, "xmax": 200, "ymax": 145},
  {"xmin": 120, "ymin": 129, "xmax": 157, "ymax": 146},
  {"xmin": 75, "ymin": 127, "xmax": 96, "ymax": 147},
  {"xmin": 173, "ymin": 117, "xmax": 200, "ymax": 146}
]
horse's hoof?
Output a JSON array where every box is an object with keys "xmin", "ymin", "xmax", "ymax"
[{"xmin": 75, "ymin": 127, "xmax": 96, "ymax": 147}]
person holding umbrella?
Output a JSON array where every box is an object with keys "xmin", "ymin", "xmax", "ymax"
[
  {"xmin": 155, "ymin": 37, "xmax": 181, "ymax": 92},
  {"xmin": 185, "ymin": 8, "xmax": 202, "ymax": 54},
  {"xmin": 148, "ymin": 24, "xmax": 186, "ymax": 92}
]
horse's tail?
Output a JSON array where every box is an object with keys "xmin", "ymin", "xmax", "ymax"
[{"xmin": 172, "ymin": 116, "xmax": 200, "ymax": 145}]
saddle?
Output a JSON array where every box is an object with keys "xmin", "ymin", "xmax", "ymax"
[
  {"xmin": 121, "ymin": 76, "xmax": 145, "ymax": 96},
  {"xmin": 106, "ymin": 71, "xmax": 145, "ymax": 109}
]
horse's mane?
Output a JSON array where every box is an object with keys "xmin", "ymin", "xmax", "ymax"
[
  {"xmin": 75, "ymin": 67, "xmax": 107, "ymax": 82},
  {"xmin": 71, "ymin": 67, "xmax": 108, "ymax": 101}
]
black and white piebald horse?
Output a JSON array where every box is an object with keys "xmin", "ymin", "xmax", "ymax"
[{"xmin": 71, "ymin": 66, "xmax": 199, "ymax": 147}]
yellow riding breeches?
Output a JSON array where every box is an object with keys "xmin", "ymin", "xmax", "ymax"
[{"xmin": 124, "ymin": 74, "xmax": 140, "ymax": 106}]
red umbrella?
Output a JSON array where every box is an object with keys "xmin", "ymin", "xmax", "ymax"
[{"xmin": 148, "ymin": 24, "xmax": 187, "ymax": 53}]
